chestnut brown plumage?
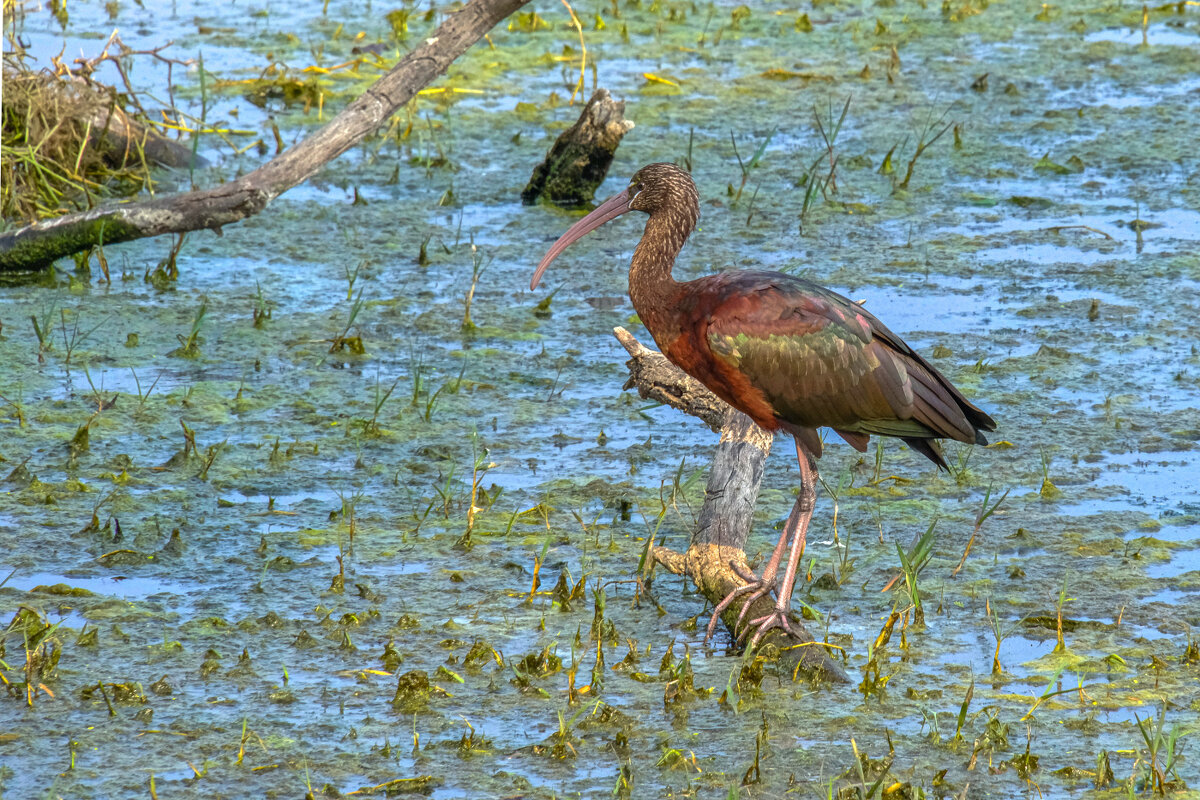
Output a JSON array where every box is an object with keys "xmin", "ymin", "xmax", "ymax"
[{"xmin": 533, "ymin": 163, "xmax": 996, "ymax": 647}]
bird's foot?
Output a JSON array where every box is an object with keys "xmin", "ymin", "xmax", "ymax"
[
  {"xmin": 737, "ymin": 605, "xmax": 796, "ymax": 651},
  {"xmin": 702, "ymin": 561, "xmax": 778, "ymax": 645}
]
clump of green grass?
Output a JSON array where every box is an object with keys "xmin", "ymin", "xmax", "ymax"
[
  {"xmin": 1133, "ymin": 705, "xmax": 1187, "ymax": 795},
  {"xmin": 894, "ymin": 517, "xmax": 938, "ymax": 625},
  {"xmin": 169, "ymin": 296, "xmax": 208, "ymax": 358}
]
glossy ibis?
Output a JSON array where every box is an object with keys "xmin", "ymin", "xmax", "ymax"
[{"xmin": 532, "ymin": 163, "xmax": 995, "ymax": 648}]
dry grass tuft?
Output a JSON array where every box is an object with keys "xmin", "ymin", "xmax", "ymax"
[{"xmin": 1, "ymin": 38, "xmax": 196, "ymax": 225}]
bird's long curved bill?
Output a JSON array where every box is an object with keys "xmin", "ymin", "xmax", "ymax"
[{"xmin": 530, "ymin": 188, "xmax": 633, "ymax": 290}]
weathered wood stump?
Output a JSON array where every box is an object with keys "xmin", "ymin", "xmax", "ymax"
[
  {"xmin": 521, "ymin": 89, "xmax": 634, "ymax": 207},
  {"xmin": 615, "ymin": 327, "xmax": 849, "ymax": 684}
]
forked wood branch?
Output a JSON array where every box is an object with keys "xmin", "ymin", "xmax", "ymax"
[{"xmin": 614, "ymin": 326, "xmax": 849, "ymax": 683}]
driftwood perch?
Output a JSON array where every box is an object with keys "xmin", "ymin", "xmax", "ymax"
[
  {"xmin": 0, "ymin": 0, "xmax": 533, "ymax": 272},
  {"xmin": 615, "ymin": 327, "xmax": 848, "ymax": 683},
  {"xmin": 521, "ymin": 89, "xmax": 634, "ymax": 206}
]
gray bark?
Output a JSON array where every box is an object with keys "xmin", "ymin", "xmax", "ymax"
[
  {"xmin": 691, "ymin": 412, "xmax": 773, "ymax": 549},
  {"xmin": 614, "ymin": 327, "xmax": 849, "ymax": 683},
  {"xmin": 0, "ymin": 0, "xmax": 533, "ymax": 273}
]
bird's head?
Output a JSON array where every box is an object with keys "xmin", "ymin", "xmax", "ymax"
[
  {"xmin": 627, "ymin": 163, "xmax": 700, "ymax": 218},
  {"xmin": 530, "ymin": 163, "xmax": 699, "ymax": 290}
]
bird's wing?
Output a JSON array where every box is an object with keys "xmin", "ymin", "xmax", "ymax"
[
  {"xmin": 813, "ymin": 284, "xmax": 996, "ymax": 436},
  {"xmin": 701, "ymin": 273, "xmax": 981, "ymax": 442}
]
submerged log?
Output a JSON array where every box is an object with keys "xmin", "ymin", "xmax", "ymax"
[
  {"xmin": 614, "ymin": 327, "xmax": 849, "ymax": 684},
  {"xmin": 521, "ymin": 89, "xmax": 634, "ymax": 206},
  {"xmin": 4, "ymin": 68, "xmax": 202, "ymax": 171},
  {"xmin": 0, "ymin": 0, "xmax": 534, "ymax": 273},
  {"xmin": 81, "ymin": 97, "xmax": 203, "ymax": 171}
]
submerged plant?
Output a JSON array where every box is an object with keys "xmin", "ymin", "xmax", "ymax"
[
  {"xmin": 461, "ymin": 240, "xmax": 490, "ymax": 333},
  {"xmin": 952, "ymin": 484, "xmax": 1009, "ymax": 576},
  {"xmin": 1053, "ymin": 573, "xmax": 1072, "ymax": 653},
  {"xmin": 1, "ymin": 605, "xmax": 63, "ymax": 708},
  {"xmin": 329, "ymin": 287, "xmax": 365, "ymax": 354},
  {"xmin": 146, "ymin": 233, "xmax": 187, "ymax": 289},
  {"xmin": 458, "ymin": 432, "xmax": 497, "ymax": 549},
  {"xmin": 1039, "ymin": 448, "xmax": 1062, "ymax": 499},
  {"xmin": 894, "ymin": 104, "xmax": 956, "ymax": 192},
  {"xmin": 729, "ymin": 126, "xmax": 776, "ymax": 207},
  {"xmin": 252, "ymin": 280, "xmax": 273, "ymax": 328},
  {"xmin": 817, "ymin": 467, "xmax": 855, "ymax": 585},
  {"xmin": 813, "ymin": 95, "xmax": 851, "ymax": 195},
  {"xmin": 29, "ymin": 293, "xmax": 60, "ymax": 363},
  {"xmin": 128, "ymin": 368, "xmax": 162, "ymax": 419},
  {"xmin": 344, "ymin": 258, "xmax": 366, "ymax": 301},
  {"xmin": 354, "ymin": 370, "xmax": 401, "ymax": 437},
  {"xmin": 58, "ymin": 307, "xmax": 110, "ymax": 365},
  {"xmin": 986, "ymin": 600, "xmax": 1032, "ymax": 676},
  {"xmin": 798, "ymin": 96, "xmax": 851, "ymax": 229},
  {"xmin": 197, "ymin": 436, "xmax": 226, "ymax": 481},
  {"xmin": 335, "ymin": 487, "xmax": 367, "ymax": 552}
]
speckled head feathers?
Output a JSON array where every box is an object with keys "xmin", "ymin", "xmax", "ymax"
[{"xmin": 627, "ymin": 163, "xmax": 700, "ymax": 223}]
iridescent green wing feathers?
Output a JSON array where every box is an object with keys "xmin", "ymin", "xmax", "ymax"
[{"xmin": 701, "ymin": 272, "xmax": 994, "ymax": 449}]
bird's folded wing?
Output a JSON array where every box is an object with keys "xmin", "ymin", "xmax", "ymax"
[{"xmin": 702, "ymin": 275, "xmax": 983, "ymax": 443}]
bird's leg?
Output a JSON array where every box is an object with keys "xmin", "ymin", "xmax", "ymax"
[
  {"xmin": 739, "ymin": 440, "xmax": 819, "ymax": 650},
  {"xmin": 703, "ymin": 502, "xmax": 799, "ymax": 644},
  {"xmin": 703, "ymin": 438, "xmax": 814, "ymax": 645},
  {"xmin": 735, "ymin": 487, "xmax": 812, "ymax": 646},
  {"xmin": 728, "ymin": 498, "xmax": 807, "ymax": 630}
]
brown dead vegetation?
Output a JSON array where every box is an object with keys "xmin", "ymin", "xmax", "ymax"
[{"xmin": 1, "ymin": 39, "xmax": 195, "ymax": 224}]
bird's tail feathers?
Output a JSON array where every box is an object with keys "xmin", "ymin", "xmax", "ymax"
[
  {"xmin": 902, "ymin": 437, "xmax": 949, "ymax": 471},
  {"xmin": 906, "ymin": 363, "xmax": 999, "ymax": 446}
]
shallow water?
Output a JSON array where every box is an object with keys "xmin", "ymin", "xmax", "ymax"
[{"xmin": 3, "ymin": 0, "xmax": 1200, "ymax": 797}]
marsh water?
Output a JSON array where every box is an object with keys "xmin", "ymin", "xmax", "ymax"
[{"xmin": 2, "ymin": 0, "xmax": 1199, "ymax": 797}]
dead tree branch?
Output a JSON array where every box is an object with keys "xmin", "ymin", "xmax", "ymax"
[{"xmin": 0, "ymin": 0, "xmax": 533, "ymax": 273}]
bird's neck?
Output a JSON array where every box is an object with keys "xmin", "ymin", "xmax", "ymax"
[{"xmin": 628, "ymin": 210, "xmax": 692, "ymax": 338}]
